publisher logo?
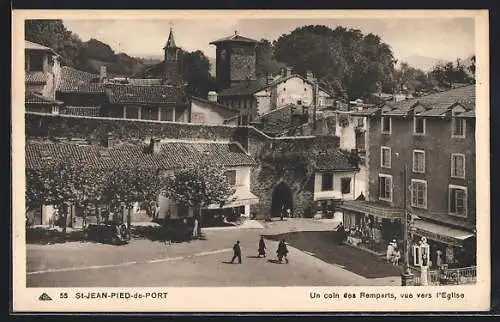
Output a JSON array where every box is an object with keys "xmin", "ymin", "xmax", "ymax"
[{"xmin": 38, "ymin": 293, "xmax": 53, "ymax": 301}]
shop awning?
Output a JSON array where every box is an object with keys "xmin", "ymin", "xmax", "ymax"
[
  {"xmin": 336, "ymin": 200, "xmax": 403, "ymax": 219},
  {"xmin": 413, "ymin": 220, "xmax": 475, "ymax": 247},
  {"xmin": 206, "ymin": 189, "xmax": 259, "ymax": 209}
]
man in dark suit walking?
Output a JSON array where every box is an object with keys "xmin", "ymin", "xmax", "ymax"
[{"xmin": 231, "ymin": 240, "xmax": 242, "ymax": 264}]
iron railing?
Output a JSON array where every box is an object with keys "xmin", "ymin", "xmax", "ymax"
[{"xmin": 412, "ymin": 266, "xmax": 477, "ymax": 285}]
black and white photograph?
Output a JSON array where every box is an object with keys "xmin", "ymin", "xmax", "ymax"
[{"xmin": 12, "ymin": 9, "xmax": 490, "ymax": 312}]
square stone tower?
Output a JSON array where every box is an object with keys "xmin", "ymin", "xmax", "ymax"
[{"xmin": 210, "ymin": 31, "xmax": 260, "ymax": 90}]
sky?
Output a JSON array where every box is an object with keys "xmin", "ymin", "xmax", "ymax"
[{"xmin": 62, "ymin": 16, "xmax": 475, "ymax": 62}]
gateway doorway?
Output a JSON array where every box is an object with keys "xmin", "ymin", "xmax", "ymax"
[{"xmin": 271, "ymin": 182, "xmax": 293, "ymax": 218}]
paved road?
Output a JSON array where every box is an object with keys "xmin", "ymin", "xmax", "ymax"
[{"xmin": 26, "ymin": 219, "xmax": 401, "ymax": 287}]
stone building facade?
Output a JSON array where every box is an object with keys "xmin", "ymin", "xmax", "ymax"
[{"xmin": 26, "ymin": 112, "xmax": 358, "ymax": 220}]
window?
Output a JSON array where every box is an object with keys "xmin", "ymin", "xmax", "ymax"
[
  {"xmin": 28, "ymin": 52, "xmax": 44, "ymax": 71},
  {"xmin": 341, "ymin": 177, "xmax": 351, "ymax": 194},
  {"xmin": 411, "ymin": 179, "xmax": 427, "ymax": 209},
  {"xmin": 125, "ymin": 106, "xmax": 139, "ymax": 119},
  {"xmin": 378, "ymin": 174, "xmax": 393, "ymax": 202},
  {"xmin": 224, "ymin": 170, "xmax": 237, "ymax": 186},
  {"xmin": 141, "ymin": 107, "xmax": 158, "ymax": 120},
  {"xmin": 160, "ymin": 108, "xmax": 174, "ymax": 121},
  {"xmin": 449, "ymin": 185, "xmax": 467, "ymax": 217},
  {"xmin": 412, "ymin": 150, "xmax": 425, "ymax": 173},
  {"xmin": 381, "ymin": 146, "xmax": 391, "ymax": 168},
  {"xmin": 413, "ymin": 117, "xmax": 426, "ymax": 135},
  {"xmin": 357, "ymin": 118, "xmax": 364, "ymax": 128},
  {"xmin": 452, "ymin": 117, "xmax": 466, "ymax": 137},
  {"xmin": 381, "ymin": 116, "xmax": 391, "ymax": 134},
  {"xmin": 451, "ymin": 153, "xmax": 465, "ymax": 178},
  {"xmin": 51, "ymin": 106, "xmax": 59, "ymax": 115},
  {"xmin": 321, "ymin": 173, "xmax": 333, "ymax": 191}
]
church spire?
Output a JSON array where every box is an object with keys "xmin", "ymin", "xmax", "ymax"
[{"xmin": 164, "ymin": 26, "xmax": 177, "ymax": 49}]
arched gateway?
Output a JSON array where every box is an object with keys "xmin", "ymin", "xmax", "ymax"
[{"xmin": 271, "ymin": 182, "xmax": 293, "ymax": 218}]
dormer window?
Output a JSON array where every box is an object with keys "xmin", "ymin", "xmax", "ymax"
[{"xmin": 451, "ymin": 117, "xmax": 466, "ymax": 138}]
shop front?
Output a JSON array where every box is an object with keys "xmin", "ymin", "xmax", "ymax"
[
  {"xmin": 411, "ymin": 220, "xmax": 476, "ymax": 269},
  {"xmin": 204, "ymin": 188, "xmax": 259, "ymax": 225},
  {"xmin": 337, "ymin": 200, "xmax": 403, "ymax": 253}
]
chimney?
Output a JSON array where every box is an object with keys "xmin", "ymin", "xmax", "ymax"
[
  {"xmin": 100, "ymin": 66, "xmax": 107, "ymax": 83},
  {"xmin": 285, "ymin": 67, "xmax": 292, "ymax": 77},
  {"xmin": 149, "ymin": 137, "xmax": 161, "ymax": 154},
  {"xmin": 208, "ymin": 91, "xmax": 218, "ymax": 102},
  {"xmin": 266, "ymin": 74, "xmax": 274, "ymax": 85},
  {"xmin": 306, "ymin": 71, "xmax": 315, "ymax": 83},
  {"xmin": 102, "ymin": 132, "xmax": 114, "ymax": 148}
]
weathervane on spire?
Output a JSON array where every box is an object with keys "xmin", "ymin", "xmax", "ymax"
[
  {"xmin": 169, "ymin": 21, "xmax": 174, "ymax": 31},
  {"xmin": 234, "ymin": 30, "xmax": 238, "ymax": 36}
]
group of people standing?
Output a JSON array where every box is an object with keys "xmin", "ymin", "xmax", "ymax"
[{"xmin": 230, "ymin": 237, "xmax": 289, "ymax": 264}]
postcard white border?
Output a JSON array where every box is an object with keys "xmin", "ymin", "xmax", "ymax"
[{"xmin": 11, "ymin": 9, "xmax": 490, "ymax": 312}]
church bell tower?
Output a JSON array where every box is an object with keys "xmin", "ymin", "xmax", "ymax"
[{"xmin": 163, "ymin": 26, "xmax": 182, "ymax": 85}]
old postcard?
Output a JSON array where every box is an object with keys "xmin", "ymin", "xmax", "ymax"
[{"xmin": 11, "ymin": 9, "xmax": 490, "ymax": 312}]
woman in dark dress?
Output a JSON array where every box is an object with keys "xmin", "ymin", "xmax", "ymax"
[
  {"xmin": 277, "ymin": 240, "xmax": 289, "ymax": 263},
  {"xmin": 258, "ymin": 236, "xmax": 267, "ymax": 258}
]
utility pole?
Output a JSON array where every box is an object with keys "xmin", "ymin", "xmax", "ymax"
[
  {"xmin": 401, "ymin": 163, "xmax": 414, "ymax": 286},
  {"xmin": 312, "ymin": 77, "xmax": 318, "ymax": 132}
]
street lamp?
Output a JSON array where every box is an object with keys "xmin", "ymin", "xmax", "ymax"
[
  {"xmin": 413, "ymin": 236, "xmax": 430, "ymax": 286},
  {"xmin": 400, "ymin": 162, "xmax": 414, "ymax": 286}
]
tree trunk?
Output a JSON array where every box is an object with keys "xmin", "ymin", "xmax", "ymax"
[
  {"xmin": 127, "ymin": 207, "xmax": 132, "ymax": 235},
  {"xmin": 82, "ymin": 207, "xmax": 87, "ymax": 241},
  {"xmin": 96, "ymin": 203, "xmax": 101, "ymax": 224},
  {"xmin": 62, "ymin": 204, "xmax": 68, "ymax": 237},
  {"xmin": 197, "ymin": 206, "xmax": 202, "ymax": 237}
]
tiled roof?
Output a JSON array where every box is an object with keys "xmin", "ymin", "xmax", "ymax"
[
  {"xmin": 457, "ymin": 110, "xmax": 475, "ymax": 118},
  {"xmin": 104, "ymin": 84, "xmax": 187, "ymax": 105},
  {"xmin": 392, "ymin": 85, "xmax": 475, "ymax": 110},
  {"xmin": 25, "ymin": 91, "xmax": 63, "ymax": 105},
  {"xmin": 314, "ymin": 150, "xmax": 358, "ymax": 171},
  {"xmin": 26, "ymin": 140, "xmax": 256, "ymax": 171},
  {"xmin": 57, "ymin": 67, "xmax": 105, "ymax": 94},
  {"xmin": 26, "ymin": 71, "xmax": 50, "ymax": 85},
  {"xmin": 357, "ymin": 85, "xmax": 476, "ymax": 118},
  {"xmin": 219, "ymin": 80, "xmax": 266, "ymax": 97},
  {"xmin": 210, "ymin": 33, "xmax": 260, "ymax": 45},
  {"xmin": 191, "ymin": 96, "xmax": 240, "ymax": 113},
  {"xmin": 127, "ymin": 78, "xmax": 163, "ymax": 86},
  {"xmin": 25, "ymin": 40, "xmax": 57, "ymax": 54}
]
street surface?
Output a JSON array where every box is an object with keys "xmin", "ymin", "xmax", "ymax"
[{"xmin": 27, "ymin": 218, "xmax": 401, "ymax": 287}]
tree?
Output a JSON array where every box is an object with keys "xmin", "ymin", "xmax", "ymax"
[
  {"xmin": 255, "ymin": 39, "xmax": 287, "ymax": 78},
  {"xmin": 163, "ymin": 164, "xmax": 235, "ymax": 236},
  {"xmin": 430, "ymin": 59, "xmax": 474, "ymax": 89},
  {"xmin": 272, "ymin": 25, "xmax": 396, "ymax": 100},
  {"xmin": 25, "ymin": 19, "xmax": 87, "ymax": 69},
  {"xmin": 72, "ymin": 166, "xmax": 108, "ymax": 234},
  {"xmin": 180, "ymin": 50, "xmax": 218, "ymax": 97},
  {"xmin": 27, "ymin": 159, "xmax": 83, "ymax": 235}
]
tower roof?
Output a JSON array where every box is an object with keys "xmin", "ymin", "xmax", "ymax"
[
  {"xmin": 164, "ymin": 27, "xmax": 177, "ymax": 49},
  {"xmin": 209, "ymin": 31, "xmax": 260, "ymax": 45}
]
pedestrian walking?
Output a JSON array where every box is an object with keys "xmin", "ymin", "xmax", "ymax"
[
  {"xmin": 231, "ymin": 240, "xmax": 242, "ymax": 264},
  {"xmin": 258, "ymin": 236, "xmax": 267, "ymax": 258},
  {"xmin": 192, "ymin": 218, "xmax": 199, "ymax": 239},
  {"xmin": 336, "ymin": 222, "xmax": 346, "ymax": 245},
  {"xmin": 277, "ymin": 239, "xmax": 289, "ymax": 263},
  {"xmin": 286, "ymin": 208, "xmax": 291, "ymax": 218},
  {"xmin": 280, "ymin": 205, "xmax": 284, "ymax": 221}
]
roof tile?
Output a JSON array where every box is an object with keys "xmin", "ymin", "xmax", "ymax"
[
  {"xmin": 104, "ymin": 84, "xmax": 186, "ymax": 105},
  {"xmin": 26, "ymin": 71, "xmax": 50, "ymax": 85}
]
